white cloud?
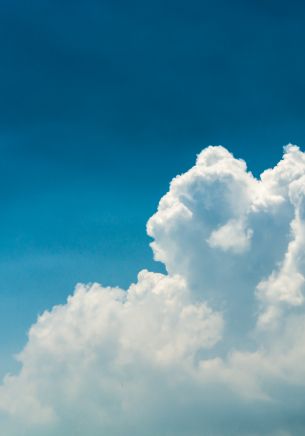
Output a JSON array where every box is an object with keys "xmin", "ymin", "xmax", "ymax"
[
  {"xmin": 207, "ymin": 218, "xmax": 253, "ymax": 253},
  {"xmin": 1, "ymin": 145, "xmax": 305, "ymax": 435}
]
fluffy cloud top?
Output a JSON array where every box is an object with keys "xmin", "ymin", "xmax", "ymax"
[{"xmin": 1, "ymin": 145, "xmax": 305, "ymax": 435}]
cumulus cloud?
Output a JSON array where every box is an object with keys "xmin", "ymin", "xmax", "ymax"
[{"xmin": 1, "ymin": 145, "xmax": 305, "ymax": 435}]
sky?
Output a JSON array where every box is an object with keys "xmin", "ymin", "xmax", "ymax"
[{"xmin": 1, "ymin": 1, "xmax": 305, "ymax": 434}]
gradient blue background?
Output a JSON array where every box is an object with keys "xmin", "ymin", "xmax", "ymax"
[{"xmin": 1, "ymin": 0, "xmax": 305, "ymax": 375}]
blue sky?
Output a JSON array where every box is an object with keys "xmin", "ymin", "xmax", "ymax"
[{"xmin": 1, "ymin": 0, "xmax": 305, "ymax": 400}]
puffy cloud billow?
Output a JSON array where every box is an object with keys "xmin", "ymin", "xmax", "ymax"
[{"xmin": 1, "ymin": 145, "xmax": 305, "ymax": 435}]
